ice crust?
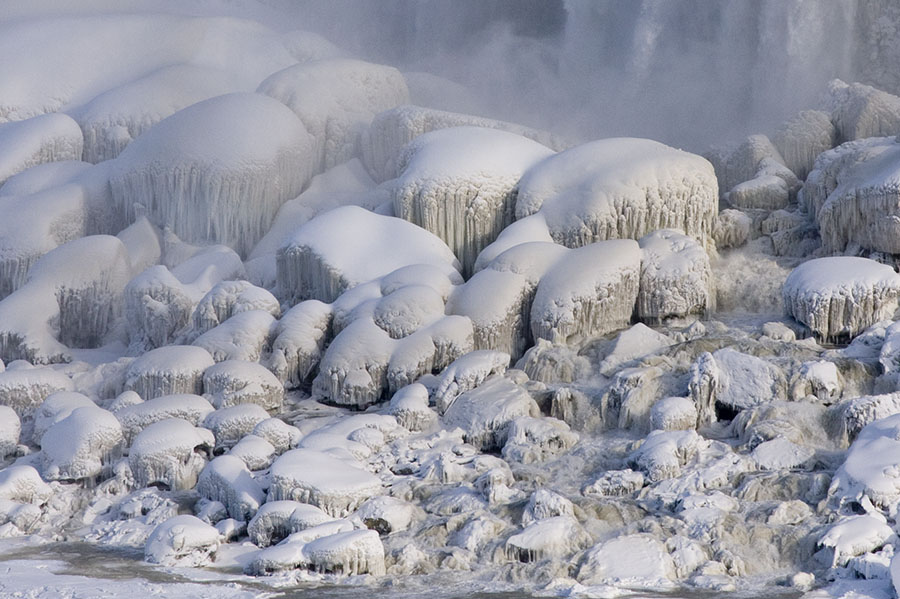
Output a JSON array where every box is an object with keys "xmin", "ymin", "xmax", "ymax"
[
  {"xmin": 124, "ymin": 346, "xmax": 215, "ymax": 400},
  {"xmin": 129, "ymin": 419, "xmax": 214, "ymax": 491},
  {"xmin": 203, "ymin": 360, "xmax": 284, "ymax": 411},
  {"xmin": 40, "ymin": 406, "xmax": 122, "ymax": 481},
  {"xmin": 638, "ymin": 230, "xmax": 713, "ymax": 322},
  {"xmin": 0, "ymin": 114, "xmax": 83, "ymax": 187},
  {"xmin": 145, "ymin": 514, "xmax": 221, "ymax": 567}
]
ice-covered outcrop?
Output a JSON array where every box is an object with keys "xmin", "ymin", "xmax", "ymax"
[
  {"xmin": 145, "ymin": 515, "xmax": 221, "ymax": 567},
  {"xmin": 578, "ymin": 534, "xmax": 675, "ymax": 588},
  {"xmin": 836, "ymin": 393, "xmax": 900, "ymax": 445},
  {"xmin": 361, "ymin": 104, "xmax": 567, "ymax": 183},
  {"xmin": 278, "ymin": 206, "xmax": 461, "ymax": 304},
  {"xmin": 40, "ymin": 406, "xmax": 123, "ymax": 481},
  {"xmin": 828, "ymin": 79, "xmax": 900, "ymax": 142},
  {"xmin": 502, "ymin": 416, "xmax": 578, "ymax": 464},
  {"xmin": 630, "ymin": 429, "xmax": 704, "ymax": 481},
  {"xmin": 472, "ymin": 213, "xmax": 556, "ymax": 273},
  {"xmin": 109, "ymin": 93, "xmax": 315, "ymax": 257},
  {"xmin": 531, "ymin": 240, "xmax": 641, "ymax": 344},
  {"xmin": 268, "ymin": 449, "xmax": 382, "ymax": 517},
  {"xmin": 33, "ymin": 392, "xmax": 94, "ymax": 445},
  {"xmin": 433, "ymin": 350, "xmax": 510, "ymax": 414},
  {"xmin": 783, "ymin": 257, "xmax": 900, "ymax": 341},
  {"xmin": 818, "ymin": 514, "xmax": 895, "ymax": 568},
  {"xmin": 712, "ymin": 209, "xmax": 751, "ymax": 250},
  {"xmin": 790, "ymin": 360, "xmax": 842, "ymax": 403},
  {"xmin": 115, "ymin": 394, "xmax": 214, "ymax": 444},
  {"xmin": 0, "ymin": 466, "xmax": 52, "ymax": 505},
  {"xmin": 197, "ymin": 455, "xmax": 265, "ymax": 522},
  {"xmin": 0, "ymin": 114, "xmax": 83, "ymax": 187},
  {"xmin": 252, "ymin": 418, "xmax": 301, "ymax": 455},
  {"xmin": 602, "ymin": 367, "xmax": 664, "ymax": 432},
  {"xmin": 355, "ymin": 496, "xmax": 417, "ymax": 535},
  {"xmin": 442, "ymin": 375, "xmax": 540, "ymax": 451},
  {"xmin": 124, "ymin": 346, "xmax": 216, "ymax": 400},
  {"xmin": 190, "ymin": 281, "xmax": 280, "ymax": 337},
  {"xmin": 247, "ymin": 501, "xmax": 334, "ymax": 547},
  {"xmin": 773, "ymin": 110, "xmax": 836, "ymax": 180},
  {"xmin": 203, "ymin": 404, "xmax": 270, "ymax": 451},
  {"xmin": 301, "ymin": 528, "xmax": 386, "ymax": 576},
  {"xmin": 830, "ymin": 414, "xmax": 900, "ymax": 512},
  {"xmin": 268, "ymin": 300, "xmax": 332, "ymax": 388},
  {"xmin": 597, "ymin": 323, "xmax": 673, "ymax": 376},
  {"xmin": 228, "ymin": 434, "xmax": 276, "ymax": 471},
  {"xmin": 650, "ymin": 397, "xmax": 699, "ymax": 431},
  {"xmin": 192, "ymin": 310, "xmax": 276, "ymax": 363},
  {"xmin": 518, "ymin": 339, "xmax": 590, "ymax": 384},
  {"xmin": 637, "ymin": 229, "xmax": 712, "ymax": 323},
  {"xmin": 129, "ymin": 418, "xmax": 214, "ymax": 491},
  {"xmin": 0, "ymin": 365, "xmax": 73, "ymax": 420},
  {"xmin": 0, "ymin": 406, "xmax": 20, "ymax": 457},
  {"xmin": 802, "ymin": 136, "xmax": 900, "ymax": 255},
  {"xmin": 688, "ymin": 349, "xmax": 787, "ymax": 424},
  {"xmin": 203, "ymin": 360, "xmax": 283, "ymax": 411},
  {"xmin": 506, "ymin": 515, "xmax": 590, "ymax": 562},
  {"xmin": 389, "ymin": 384, "xmax": 437, "ymax": 432},
  {"xmin": 258, "ymin": 58, "xmax": 409, "ymax": 172},
  {"xmin": 392, "ymin": 127, "xmax": 554, "ymax": 275},
  {"xmin": 708, "ymin": 135, "xmax": 799, "ymax": 211},
  {"xmin": 516, "ymin": 138, "xmax": 718, "ymax": 248}
]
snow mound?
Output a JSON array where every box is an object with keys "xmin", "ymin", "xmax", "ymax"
[
  {"xmin": 355, "ymin": 495, "xmax": 416, "ymax": 535},
  {"xmin": 650, "ymin": 397, "xmax": 698, "ymax": 431},
  {"xmin": 361, "ymin": 104, "xmax": 567, "ymax": 183},
  {"xmin": 578, "ymin": 534, "xmax": 675, "ymax": 588},
  {"xmin": 248, "ymin": 500, "xmax": 334, "ymax": 547},
  {"xmin": 637, "ymin": 229, "xmax": 712, "ymax": 323},
  {"xmin": 0, "ymin": 466, "xmax": 52, "ymax": 505},
  {"xmin": 278, "ymin": 206, "xmax": 461, "ymax": 304},
  {"xmin": 773, "ymin": 110, "xmax": 836, "ymax": 180},
  {"xmin": 516, "ymin": 138, "xmax": 718, "ymax": 248},
  {"xmin": 442, "ymin": 375, "xmax": 540, "ymax": 451},
  {"xmin": 268, "ymin": 449, "xmax": 382, "ymax": 517},
  {"xmin": 818, "ymin": 514, "xmax": 895, "ymax": 568},
  {"xmin": 0, "ymin": 114, "xmax": 83, "ymax": 187},
  {"xmin": 434, "ymin": 350, "xmax": 510, "ymax": 414},
  {"xmin": 583, "ymin": 469, "xmax": 645, "ymax": 497},
  {"xmin": 0, "ymin": 405, "xmax": 20, "ymax": 457},
  {"xmin": 0, "ymin": 365, "xmax": 73, "ymax": 420},
  {"xmin": 0, "ymin": 160, "xmax": 90, "ymax": 197},
  {"xmin": 389, "ymin": 384, "xmax": 437, "ymax": 432},
  {"xmin": 129, "ymin": 418, "xmax": 214, "ymax": 491},
  {"xmin": 145, "ymin": 515, "xmax": 221, "ymax": 567},
  {"xmin": 191, "ymin": 281, "xmax": 280, "ymax": 337},
  {"xmin": 197, "ymin": 455, "xmax": 265, "ymax": 522},
  {"xmin": 115, "ymin": 393, "xmax": 214, "ymax": 444},
  {"xmin": 392, "ymin": 126, "xmax": 554, "ymax": 275},
  {"xmin": 124, "ymin": 346, "xmax": 216, "ymax": 400},
  {"xmin": 202, "ymin": 404, "xmax": 270, "ymax": 451},
  {"xmin": 522, "ymin": 489, "xmax": 574, "ymax": 526},
  {"xmin": 630, "ymin": 429, "xmax": 704, "ymax": 481},
  {"xmin": 689, "ymin": 349, "xmax": 787, "ymax": 425},
  {"xmin": 32, "ymin": 391, "xmax": 94, "ymax": 445},
  {"xmin": 708, "ymin": 135, "xmax": 799, "ymax": 211},
  {"xmin": 228, "ymin": 434, "xmax": 276, "ymax": 471},
  {"xmin": 372, "ymin": 285, "xmax": 444, "ymax": 339},
  {"xmin": 783, "ymin": 257, "xmax": 900, "ymax": 341},
  {"xmin": 302, "ymin": 528, "xmax": 386, "ymax": 576},
  {"xmin": 192, "ymin": 309, "xmax": 276, "ymax": 363},
  {"xmin": 253, "ymin": 418, "xmax": 301, "ymax": 454},
  {"xmin": 506, "ymin": 515, "xmax": 590, "ymax": 562},
  {"xmin": 268, "ymin": 300, "xmax": 332, "ymax": 388},
  {"xmin": 830, "ymin": 413, "xmax": 900, "ymax": 512},
  {"xmin": 531, "ymin": 240, "xmax": 641, "ymax": 344},
  {"xmin": 40, "ymin": 406, "xmax": 123, "ymax": 481},
  {"xmin": 836, "ymin": 393, "xmax": 900, "ymax": 444},
  {"xmin": 828, "ymin": 79, "xmax": 900, "ymax": 142},
  {"xmin": 109, "ymin": 93, "xmax": 315, "ymax": 257},
  {"xmin": 203, "ymin": 360, "xmax": 283, "ymax": 411}
]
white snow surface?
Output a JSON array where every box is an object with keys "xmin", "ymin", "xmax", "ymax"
[{"xmin": 0, "ymin": 114, "xmax": 83, "ymax": 187}]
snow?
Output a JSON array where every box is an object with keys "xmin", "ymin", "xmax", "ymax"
[
  {"xmin": 124, "ymin": 346, "xmax": 216, "ymax": 400},
  {"xmin": 392, "ymin": 126, "xmax": 554, "ymax": 275},
  {"xmin": 0, "ymin": 406, "xmax": 20, "ymax": 458},
  {"xmin": 196, "ymin": 455, "xmax": 265, "ymax": 522},
  {"xmin": 0, "ymin": 114, "xmax": 83, "ymax": 187},
  {"xmin": 818, "ymin": 514, "xmax": 895, "ymax": 568},
  {"xmin": 473, "ymin": 213, "xmax": 556, "ymax": 273},
  {"xmin": 247, "ymin": 500, "xmax": 334, "ymax": 547},
  {"xmin": 301, "ymin": 528, "xmax": 386, "ymax": 576},
  {"xmin": 252, "ymin": 419, "xmax": 301, "ymax": 455},
  {"xmin": 582, "ymin": 469, "xmax": 645, "ymax": 497},
  {"xmin": 373, "ymin": 285, "xmax": 444, "ymax": 339},
  {"xmin": 109, "ymin": 92, "xmax": 315, "ymax": 257},
  {"xmin": 773, "ymin": 109, "xmax": 836, "ymax": 180},
  {"xmin": 116, "ymin": 217, "xmax": 162, "ymax": 278},
  {"xmin": 531, "ymin": 240, "xmax": 641, "ymax": 344},
  {"xmin": 191, "ymin": 281, "xmax": 280, "ymax": 337},
  {"xmin": 203, "ymin": 360, "xmax": 283, "ymax": 411},
  {"xmin": 650, "ymin": 397, "xmax": 699, "ymax": 431},
  {"xmin": 502, "ymin": 416, "xmax": 578, "ymax": 463},
  {"xmin": 389, "ymin": 383, "xmax": 437, "ymax": 432},
  {"xmin": 828, "ymin": 79, "xmax": 900, "ymax": 142},
  {"xmin": 630, "ymin": 429, "xmax": 704, "ymax": 482},
  {"xmin": 268, "ymin": 300, "xmax": 332, "ymax": 388},
  {"xmin": 505, "ymin": 515, "xmax": 590, "ymax": 562},
  {"xmin": 129, "ymin": 418, "xmax": 214, "ymax": 491},
  {"xmin": 0, "ymin": 466, "xmax": 52, "ymax": 505},
  {"xmin": 0, "ymin": 366, "xmax": 73, "ymax": 420},
  {"xmin": 688, "ymin": 349, "xmax": 787, "ymax": 424},
  {"xmin": 228, "ymin": 434, "xmax": 276, "ymax": 471},
  {"xmin": 202, "ymin": 404, "xmax": 270, "ymax": 451},
  {"xmin": 145, "ymin": 514, "xmax": 221, "ymax": 567},
  {"xmin": 0, "ymin": 160, "xmax": 91, "ymax": 197},
  {"xmin": 31, "ymin": 391, "xmax": 94, "ymax": 444},
  {"xmin": 783, "ymin": 257, "xmax": 900, "ymax": 341},
  {"xmin": 442, "ymin": 375, "xmax": 540, "ymax": 451},
  {"xmin": 598, "ymin": 323, "xmax": 673, "ymax": 376},
  {"xmin": 433, "ymin": 350, "xmax": 510, "ymax": 414},
  {"xmin": 518, "ymin": 339, "xmax": 590, "ymax": 384},
  {"xmin": 516, "ymin": 138, "xmax": 718, "ymax": 248},
  {"xmin": 578, "ymin": 534, "xmax": 676, "ymax": 588},
  {"xmin": 637, "ymin": 229, "xmax": 713, "ymax": 323},
  {"xmin": 40, "ymin": 406, "xmax": 123, "ymax": 481},
  {"xmin": 712, "ymin": 209, "xmax": 751, "ymax": 250},
  {"xmin": 192, "ymin": 309, "xmax": 277, "ymax": 363},
  {"xmin": 355, "ymin": 495, "xmax": 417, "ymax": 534},
  {"xmin": 115, "ymin": 393, "xmax": 214, "ymax": 444}
]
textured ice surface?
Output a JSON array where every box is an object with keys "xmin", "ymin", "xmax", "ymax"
[
  {"xmin": 268, "ymin": 300, "xmax": 332, "ymax": 388},
  {"xmin": 0, "ymin": 405, "xmax": 20, "ymax": 458},
  {"xmin": 389, "ymin": 383, "xmax": 437, "ymax": 432},
  {"xmin": 247, "ymin": 500, "xmax": 334, "ymax": 547},
  {"xmin": 773, "ymin": 110, "xmax": 836, "ymax": 180},
  {"xmin": 783, "ymin": 257, "xmax": 900, "ymax": 341},
  {"xmin": 506, "ymin": 515, "xmax": 590, "ymax": 562},
  {"xmin": 442, "ymin": 375, "xmax": 540, "ymax": 451},
  {"xmin": 115, "ymin": 394, "xmax": 214, "ymax": 444},
  {"xmin": 516, "ymin": 138, "xmax": 718, "ymax": 248},
  {"xmin": 689, "ymin": 348, "xmax": 787, "ymax": 424},
  {"xmin": 203, "ymin": 404, "xmax": 270, "ymax": 451},
  {"xmin": 828, "ymin": 79, "xmax": 900, "ymax": 142},
  {"xmin": 818, "ymin": 514, "xmax": 895, "ymax": 568},
  {"xmin": 197, "ymin": 455, "xmax": 265, "ymax": 522},
  {"xmin": 0, "ymin": 366, "xmax": 73, "ymax": 420},
  {"xmin": 392, "ymin": 126, "xmax": 554, "ymax": 275},
  {"xmin": 830, "ymin": 414, "xmax": 900, "ymax": 512},
  {"xmin": 228, "ymin": 434, "xmax": 276, "ymax": 471},
  {"xmin": 129, "ymin": 419, "xmax": 214, "ymax": 491},
  {"xmin": 638, "ymin": 229, "xmax": 713, "ymax": 323},
  {"xmin": 301, "ymin": 528, "xmax": 386, "ymax": 576},
  {"xmin": 578, "ymin": 534, "xmax": 675, "ymax": 588},
  {"xmin": 0, "ymin": 114, "xmax": 83, "ymax": 187},
  {"xmin": 712, "ymin": 208, "xmax": 751, "ymax": 250},
  {"xmin": 191, "ymin": 281, "xmax": 279, "ymax": 337},
  {"xmin": 203, "ymin": 360, "xmax": 283, "ymax": 411},
  {"xmin": 598, "ymin": 323, "xmax": 673, "ymax": 376},
  {"xmin": 124, "ymin": 345, "xmax": 215, "ymax": 400},
  {"xmin": 192, "ymin": 309, "xmax": 276, "ymax": 363},
  {"xmin": 0, "ymin": 465, "xmax": 52, "ymax": 505},
  {"xmin": 40, "ymin": 406, "xmax": 122, "ymax": 481},
  {"xmin": 433, "ymin": 350, "xmax": 510, "ymax": 414},
  {"xmin": 708, "ymin": 134, "xmax": 799, "ymax": 211},
  {"xmin": 252, "ymin": 418, "xmax": 301, "ymax": 454},
  {"xmin": 145, "ymin": 514, "xmax": 221, "ymax": 567}
]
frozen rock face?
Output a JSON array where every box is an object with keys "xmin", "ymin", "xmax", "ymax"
[
  {"xmin": 356, "ymin": 495, "xmax": 417, "ymax": 534},
  {"xmin": 277, "ymin": 206, "xmax": 461, "ymax": 304},
  {"xmin": 0, "ymin": 114, "xmax": 83, "ymax": 187},
  {"xmin": 506, "ymin": 515, "xmax": 590, "ymax": 562},
  {"xmin": 268, "ymin": 300, "xmax": 332, "ymax": 388},
  {"xmin": 651, "ymin": 397, "xmax": 699, "ymax": 432},
  {"xmin": 803, "ymin": 136, "xmax": 900, "ymax": 255},
  {"xmin": 268, "ymin": 449, "xmax": 382, "ymax": 517},
  {"xmin": 598, "ymin": 323, "xmax": 673, "ymax": 376},
  {"xmin": 828, "ymin": 79, "xmax": 900, "ymax": 142},
  {"xmin": 773, "ymin": 110, "xmax": 836, "ymax": 180},
  {"xmin": 442, "ymin": 375, "xmax": 540, "ymax": 451},
  {"xmin": 783, "ymin": 257, "xmax": 900, "ymax": 342},
  {"xmin": 129, "ymin": 419, "xmax": 214, "ymax": 491},
  {"xmin": 578, "ymin": 534, "xmax": 675, "ymax": 588},
  {"xmin": 637, "ymin": 229, "xmax": 713, "ymax": 323},
  {"xmin": 124, "ymin": 345, "xmax": 216, "ymax": 400},
  {"xmin": 145, "ymin": 515, "xmax": 221, "ymax": 567},
  {"xmin": 708, "ymin": 134, "xmax": 799, "ymax": 211},
  {"xmin": 115, "ymin": 394, "xmax": 214, "ymax": 444},
  {"xmin": 203, "ymin": 360, "xmax": 284, "ymax": 411},
  {"xmin": 0, "ymin": 366, "xmax": 73, "ymax": 421},
  {"xmin": 516, "ymin": 138, "xmax": 718, "ymax": 248},
  {"xmin": 392, "ymin": 127, "xmax": 554, "ymax": 275},
  {"xmin": 531, "ymin": 240, "xmax": 641, "ymax": 344},
  {"xmin": 40, "ymin": 406, "xmax": 123, "ymax": 481},
  {"xmin": 258, "ymin": 58, "xmax": 409, "ymax": 172},
  {"xmin": 197, "ymin": 455, "xmax": 265, "ymax": 522},
  {"xmin": 361, "ymin": 104, "xmax": 567, "ymax": 183},
  {"xmin": 109, "ymin": 93, "xmax": 315, "ymax": 257},
  {"xmin": 689, "ymin": 349, "xmax": 787, "ymax": 424}
]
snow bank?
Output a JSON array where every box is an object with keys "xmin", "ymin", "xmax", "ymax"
[
  {"xmin": 0, "ymin": 114, "xmax": 82, "ymax": 187},
  {"xmin": 203, "ymin": 360, "xmax": 283, "ymax": 411},
  {"xmin": 124, "ymin": 346, "xmax": 216, "ymax": 400},
  {"xmin": 637, "ymin": 229, "xmax": 712, "ymax": 323},
  {"xmin": 129, "ymin": 418, "xmax": 214, "ymax": 491},
  {"xmin": 145, "ymin": 514, "xmax": 221, "ymax": 567},
  {"xmin": 392, "ymin": 127, "xmax": 554, "ymax": 275},
  {"xmin": 109, "ymin": 93, "xmax": 315, "ymax": 257},
  {"xmin": 197, "ymin": 455, "xmax": 265, "ymax": 522},
  {"xmin": 115, "ymin": 394, "xmax": 214, "ymax": 443},
  {"xmin": 442, "ymin": 375, "xmax": 540, "ymax": 451},
  {"xmin": 40, "ymin": 406, "xmax": 122, "ymax": 481},
  {"xmin": 783, "ymin": 257, "xmax": 900, "ymax": 341},
  {"xmin": 517, "ymin": 138, "xmax": 718, "ymax": 248}
]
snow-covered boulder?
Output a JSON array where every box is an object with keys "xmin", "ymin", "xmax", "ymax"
[
  {"xmin": 472, "ymin": 213, "xmax": 556, "ymax": 273},
  {"xmin": 203, "ymin": 404, "xmax": 270, "ymax": 451},
  {"xmin": 0, "ymin": 114, "xmax": 83, "ymax": 187},
  {"xmin": 442, "ymin": 375, "xmax": 540, "ymax": 451},
  {"xmin": 433, "ymin": 350, "xmax": 510, "ymax": 414},
  {"xmin": 191, "ymin": 280, "xmax": 280, "ymax": 337},
  {"xmin": 836, "ymin": 393, "xmax": 900, "ymax": 444},
  {"xmin": 40, "ymin": 406, "xmax": 122, "ymax": 481},
  {"xmin": 203, "ymin": 360, "xmax": 284, "ymax": 411},
  {"xmin": 0, "ymin": 405, "xmax": 20, "ymax": 457},
  {"xmin": 773, "ymin": 110, "xmax": 836, "ymax": 180},
  {"xmin": 267, "ymin": 300, "xmax": 332, "ymax": 388},
  {"xmin": 277, "ymin": 206, "xmax": 461, "ymax": 304},
  {"xmin": 637, "ymin": 229, "xmax": 712, "ymax": 323},
  {"xmin": 578, "ymin": 534, "xmax": 676, "ymax": 588},
  {"xmin": 518, "ymin": 339, "xmax": 590, "ymax": 384},
  {"xmin": 197, "ymin": 455, "xmax": 265, "ymax": 522},
  {"xmin": 355, "ymin": 495, "xmax": 417, "ymax": 535},
  {"xmin": 109, "ymin": 93, "xmax": 315, "ymax": 257},
  {"xmin": 247, "ymin": 501, "xmax": 334, "ymax": 547},
  {"xmin": 713, "ymin": 209, "xmax": 751, "ymax": 250},
  {"xmin": 598, "ymin": 323, "xmax": 673, "ymax": 376},
  {"xmin": 32, "ymin": 391, "xmax": 95, "ymax": 445},
  {"xmin": 830, "ymin": 413, "xmax": 900, "ymax": 512},
  {"xmin": 269, "ymin": 449, "xmax": 382, "ymax": 517},
  {"xmin": 129, "ymin": 419, "xmax": 214, "ymax": 491},
  {"xmin": 388, "ymin": 384, "xmax": 436, "ymax": 432},
  {"xmin": 582, "ymin": 469, "xmax": 645, "ymax": 497},
  {"xmin": 192, "ymin": 310, "xmax": 276, "ymax": 363},
  {"xmin": 790, "ymin": 360, "xmax": 842, "ymax": 403},
  {"xmin": 0, "ymin": 465, "xmax": 52, "ymax": 505},
  {"xmin": 818, "ymin": 514, "xmax": 895, "ymax": 568},
  {"xmin": 228, "ymin": 434, "xmax": 276, "ymax": 471},
  {"xmin": 783, "ymin": 257, "xmax": 900, "ymax": 341},
  {"xmin": 392, "ymin": 127, "xmax": 554, "ymax": 275},
  {"xmin": 650, "ymin": 397, "xmax": 698, "ymax": 431},
  {"xmin": 828, "ymin": 79, "xmax": 900, "ymax": 142},
  {"xmin": 688, "ymin": 349, "xmax": 787, "ymax": 424},
  {"xmin": 115, "ymin": 393, "xmax": 214, "ymax": 443},
  {"xmin": 516, "ymin": 138, "xmax": 718, "ymax": 248},
  {"xmin": 506, "ymin": 515, "xmax": 590, "ymax": 562},
  {"xmin": 145, "ymin": 515, "xmax": 221, "ymax": 567},
  {"xmin": 629, "ymin": 429, "xmax": 704, "ymax": 481},
  {"xmin": 253, "ymin": 418, "xmax": 301, "ymax": 454},
  {"xmin": 372, "ymin": 285, "xmax": 445, "ymax": 339},
  {"xmin": 302, "ymin": 528, "xmax": 386, "ymax": 576},
  {"xmin": 531, "ymin": 240, "xmax": 641, "ymax": 344},
  {"xmin": 258, "ymin": 58, "xmax": 408, "ymax": 172},
  {"xmin": 502, "ymin": 416, "xmax": 578, "ymax": 463},
  {"xmin": 124, "ymin": 346, "xmax": 216, "ymax": 400},
  {"xmin": 0, "ymin": 366, "xmax": 73, "ymax": 420}
]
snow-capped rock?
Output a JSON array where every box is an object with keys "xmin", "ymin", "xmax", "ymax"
[
  {"xmin": 40, "ymin": 406, "xmax": 123, "ymax": 481},
  {"xmin": 124, "ymin": 345, "xmax": 216, "ymax": 400},
  {"xmin": 442, "ymin": 375, "xmax": 540, "ymax": 451},
  {"xmin": 0, "ymin": 365, "xmax": 73, "ymax": 420},
  {"xmin": 115, "ymin": 393, "xmax": 214, "ymax": 444},
  {"xmin": 578, "ymin": 534, "xmax": 676, "ymax": 588},
  {"xmin": 203, "ymin": 404, "xmax": 270, "ymax": 451},
  {"xmin": 203, "ymin": 360, "xmax": 283, "ymax": 411},
  {"xmin": 773, "ymin": 109, "xmax": 836, "ymax": 180},
  {"xmin": 268, "ymin": 300, "xmax": 332, "ymax": 388},
  {"xmin": 145, "ymin": 514, "xmax": 221, "ymax": 567},
  {"xmin": 506, "ymin": 515, "xmax": 590, "ymax": 562},
  {"xmin": 637, "ymin": 229, "xmax": 712, "ymax": 323},
  {"xmin": 252, "ymin": 418, "xmax": 301, "ymax": 454},
  {"xmin": 129, "ymin": 418, "xmax": 214, "ymax": 491},
  {"xmin": 689, "ymin": 348, "xmax": 787, "ymax": 424},
  {"xmin": 388, "ymin": 384, "xmax": 437, "ymax": 432},
  {"xmin": 197, "ymin": 455, "xmax": 265, "ymax": 522},
  {"xmin": 0, "ymin": 113, "xmax": 83, "ymax": 187},
  {"xmin": 828, "ymin": 79, "xmax": 900, "ymax": 142},
  {"xmin": 31, "ymin": 391, "xmax": 94, "ymax": 445}
]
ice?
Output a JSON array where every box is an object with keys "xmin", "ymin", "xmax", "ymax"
[
  {"xmin": 0, "ymin": 465, "xmax": 52, "ymax": 505},
  {"xmin": 144, "ymin": 514, "xmax": 221, "ymax": 567},
  {"xmin": 116, "ymin": 217, "xmax": 162, "ymax": 278},
  {"xmin": 0, "ymin": 365, "xmax": 73, "ymax": 420},
  {"xmin": 128, "ymin": 419, "xmax": 214, "ymax": 491},
  {"xmin": 472, "ymin": 213, "xmax": 556, "ymax": 273},
  {"xmin": 31, "ymin": 391, "xmax": 94, "ymax": 445},
  {"xmin": 502, "ymin": 416, "xmax": 578, "ymax": 463},
  {"xmin": 115, "ymin": 394, "xmax": 214, "ymax": 444},
  {"xmin": 650, "ymin": 397, "xmax": 699, "ymax": 432},
  {"xmin": 518, "ymin": 339, "xmax": 590, "ymax": 384},
  {"xmin": 203, "ymin": 360, "xmax": 283, "ymax": 412},
  {"xmin": 689, "ymin": 348, "xmax": 787, "ymax": 424},
  {"xmin": 783, "ymin": 257, "xmax": 900, "ymax": 342},
  {"xmin": 109, "ymin": 93, "xmax": 315, "ymax": 257},
  {"xmin": 268, "ymin": 449, "xmax": 383, "ymax": 517},
  {"xmin": 361, "ymin": 104, "xmax": 567, "ymax": 183},
  {"xmin": 516, "ymin": 138, "xmax": 718, "ymax": 248},
  {"xmin": 837, "ymin": 394, "xmax": 900, "ymax": 446},
  {"xmin": 392, "ymin": 126, "xmax": 554, "ymax": 275},
  {"xmin": 582, "ymin": 469, "xmax": 645, "ymax": 497},
  {"xmin": 192, "ymin": 310, "xmax": 277, "ymax": 363},
  {"xmin": 268, "ymin": 300, "xmax": 332, "ymax": 388},
  {"xmin": 791, "ymin": 360, "xmax": 842, "ymax": 403},
  {"xmin": 252, "ymin": 418, "xmax": 302, "ymax": 454},
  {"xmin": 442, "ymin": 375, "xmax": 540, "ymax": 451},
  {"xmin": 40, "ymin": 406, "xmax": 123, "ymax": 481},
  {"xmin": 354, "ymin": 496, "xmax": 417, "ymax": 534},
  {"xmin": 197, "ymin": 455, "xmax": 265, "ymax": 522},
  {"xmin": 389, "ymin": 384, "xmax": 437, "ymax": 432},
  {"xmin": 301, "ymin": 528, "xmax": 386, "ymax": 576},
  {"xmin": 828, "ymin": 79, "xmax": 900, "ymax": 142},
  {"xmin": 433, "ymin": 350, "xmax": 510, "ymax": 414},
  {"xmin": 0, "ymin": 160, "xmax": 91, "ymax": 197},
  {"xmin": 506, "ymin": 515, "xmax": 590, "ymax": 562},
  {"xmin": 373, "ymin": 285, "xmax": 444, "ymax": 339},
  {"xmin": 637, "ymin": 229, "xmax": 713, "ymax": 323},
  {"xmin": 577, "ymin": 534, "xmax": 676, "ymax": 588},
  {"xmin": 0, "ymin": 406, "xmax": 20, "ymax": 458},
  {"xmin": 258, "ymin": 58, "xmax": 409, "ymax": 172},
  {"xmin": 124, "ymin": 346, "xmax": 215, "ymax": 400},
  {"xmin": 277, "ymin": 205, "xmax": 461, "ymax": 304},
  {"xmin": 602, "ymin": 367, "xmax": 664, "ymax": 432},
  {"xmin": 248, "ymin": 501, "xmax": 332, "ymax": 547},
  {"xmin": 522, "ymin": 489, "xmax": 575, "ymax": 526},
  {"xmin": 818, "ymin": 514, "xmax": 895, "ymax": 568},
  {"xmin": 630, "ymin": 429, "xmax": 705, "ymax": 482},
  {"xmin": 0, "ymin": 114, "xmax": 83, "ymax": 187},
  {"xmin": 228, "ymin": 434, "xmax": 276, "ymax": 471},
  {"xmin": 773, "ymin": 110, "xmax": 836, "ymax": 180},
  {"xmin": 598, "ymin": 323, "xmax": 673, "ymax": 376},
  {"xmin": 712, "ymin": 209, "xmax": 751, "ymax": 250},
  {"xmin": 202, "ymin": 404, "xmax": 270, "ymax": 451},
  {"xmin": 531, "ymin": 240, "xmax": 641, "ymax": 345},
  {"xmin": 191, "ymin": 281, "xmax": 280, "ymax": 337}
]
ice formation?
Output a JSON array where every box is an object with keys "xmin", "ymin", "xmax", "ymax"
[
  {"xmin": 516, "ymin": 138, "xmax": 718, "ymax": 248},
  {"xmin": 708, "ymin": 134, "xmax": 799, "ymax": 211},
  {"xmin": 578, "ymin": 534, "xmax": 676, "ymax": 587},
  {"xmin": 40, "ymin": 406, "xmax": 123, "ymax": 481},
  {"xmin": 196, "ymin": 455, "xmax": 265, "ymax": 522},
  {"xmin": 442, "ymin": 375, "xmax": 540, "ymax": 451},
  {"xmin": 192, "ymin": 309, "xmax": 276, "ymax": 363},
  {"xmin": 129, "ymin": 419, "xmax": 214, "ymax": 491},
  {"xmin": 637, "ymin": 230, "xmax": 713, "ymax": 322},
  {"xmin": 0, "ymin": 114, "xmax": 83, "ymax": 187},
  {"xmin": 689, "ymin": 348, "xmax": 787, "ymax": 423},
  {"xmin": 389, "ymin": 383, "xmax": 437, "ymax": 432},
  {"xmin": 124, "ymin": 346, "xmax": 216, "ymax": 400},
  {"xmin": 828, "ymin": 79, "xmax": 900, "ymax": 142},
  {"xmin": 0, "ymin": 405, "xmax": 20, "ymax": 458},
  {"xmin": 203, "ymin": 360, "xmax": 284, "ymax": 411},
  {"xmin": 0, "ymin": 366, "xmax": 73, "ymax": 420},
  {"xmin": 202, "ymin": 404, "xmax": 270, "ymax": 451},
  {"xmin": 773, "ymin": 110, "xmax": 836, "ymax": 180},
  {"xmin": 115, "ymin": 394, "xmax": 214, "ymax": 444},
  {"xmin": 144, "ymin": 515, "xmax": 221, "ymax": 567},
  {"xmin": 268, "ymin": 300, "xmax": 332, "ymax": 388}
]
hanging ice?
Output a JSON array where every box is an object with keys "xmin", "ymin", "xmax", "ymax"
[
  {"xmin": 637, "ymin": 229, "xmax": 713, "ymax": 323},
  {"xmin": 124, "ymin": 346, "xmax": 215, "ymax": 400},
  {"xmin": 828, "ymin": 79, "xmax": 900, "ymax": 142},
  {"xmin": 773, "ymin": 110, "xmax": 836, "ymax": 180},
  {"xmin": 0, "ymin": 114, "xmax": 83, "ymax": 187},
  {"xmin": 203, "ymin": 360, "xmax": 284, "ymax": 411},
  {"xmin": 129, "ymin": 418, "xmax": 214, "ymax": 491}
]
